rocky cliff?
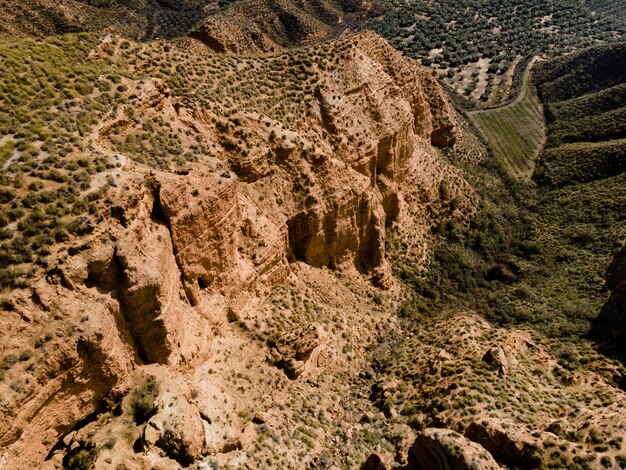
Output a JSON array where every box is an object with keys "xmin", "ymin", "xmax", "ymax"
[
  {"xmin": 2, "ymin": 16, "xmax": 626, "ymax": 470},
  {"xmin": 0, "ymin": 30, "xmax": 481, "ymax": 468}
]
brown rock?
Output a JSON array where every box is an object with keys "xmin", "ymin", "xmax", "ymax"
[
  {"xmin": 135, "ymin": 376, "xmax": 205, "ymax": 466},
  {"xmin": 361, "ymin": 453, "xmax": 388, "ymax": 470},
  {"xmin": 408, "ymin": 428, "xmax": 501, "ymax": 470},
  {"xmin": 158, "ymin": 170, "xmax": 242, "ymax": 300},
  {"xmin": 482, "ymin": 347, "xmax": 509, "ymax": 375},
  {"xmin": 465, "ymin": 418, "xmax": 542, "ymax": 468},
  {"xmin": 287, "ymin": 188, "xmax": 390, "ymax": 278},
  {"xmin": 272, "ymin": 323, "xmax": 326, "ymax": 379}
]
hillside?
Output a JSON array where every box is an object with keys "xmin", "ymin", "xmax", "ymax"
[
  {"xmin": 0, "ymin": 30, "xmax": 484, "ymax": 469},
  {"xmin": 189, "ymin": 0, "xmax": 363, "ymax": 52},
  {"xmin": 534, "ymin": 42, "xmax": 626, "ymax": 187},
  {"xmin": 0, "ymin": 0, "xmax": 362, "ymax": 49},
  {"xmin": 530, "ymin": 43, "xmax": 626, "ymax": 364},
  {"xmin": 373, "ymin": 41, "xmax": 626, "ymax": 469},
  {"xmin": 0, "ymin": 0, "xmax": 245, "ymax": 40}
]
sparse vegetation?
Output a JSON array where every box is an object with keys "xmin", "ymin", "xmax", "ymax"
[
  {"xmin": 0, "ymin": 34, "xmax": 128, "ymax": 288},
  {"xmin": 0, "ymin": 3, "xmax": 624, "ymax": 469}
]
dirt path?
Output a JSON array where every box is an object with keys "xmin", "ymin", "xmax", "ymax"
[{"xmin": 86, "ymin": 110, "xmax": 129, "ymax": 192}]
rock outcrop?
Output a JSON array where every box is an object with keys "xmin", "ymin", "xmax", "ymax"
[
  {"xmin": 287, "ymin": 188, "xmax": 387, "ymax": 275},
  {"xmin": 0, "ymin": 30, "xmax": 471, "ymax": 469},
  {"xmin": 361, "ymin": 453, "xmax": 389, "ymax": 470},
  {"xmin": 158, "ymin": 171, "xmax": 243, "ymax": 301},
  {"xmin": 408, "ymin": 428, "xmax": 501, "ymax": 470},
  {"xmin": 481, "ymin": 346, "xmax": 509, "ymax": 376},
  {"xmin": 465, "ymin": 418, "xmax": 542, "ymax": 468},
  {"xmin": 270, "ymin": 323, "xmax": 326, "ymax": 379}
]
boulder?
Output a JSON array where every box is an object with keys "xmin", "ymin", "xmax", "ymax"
[
  {"xmin": 481, "ymin": 347, "xmax": 508, "ymax": 375},
  {"xmin": 465, "ymin": 418, "xmax": 542, "ymax": 468},
  {"xmin": 361, "ymin": 453, "xmax": 388, "ymax": 470},
  {"xmin": 271, "ymin": 323, "xmax": 326, "ymax": 379},
  {"xmin": 408, "ymin": 428, "xmax": 501, "ymax": 470}
]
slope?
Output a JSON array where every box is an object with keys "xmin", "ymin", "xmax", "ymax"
[
  {"xmin": 0, "ymin": 0, "xmax": 236, "ymax": 40},
  {"xmin": 534, "ymin": 42, "xmax": 626, "ymax": 187},
  {"xmin": 0, "ymin": 30, "xmax": 479, "ymax": 469},
  {"xmin": 189, "ymin": 0, "xmax": 363, "ymax": 53}
]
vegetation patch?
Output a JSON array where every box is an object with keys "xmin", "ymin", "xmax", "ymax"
[
  {"xmin": 0, "ymin": 34, "xmax": 131, "ymax": 289},
  {"xmin": 131, "ymin": 376, "xmax": 159, "ymax": 425},
  {"xmin": 360, "ymin": 0, "xmax": 624, "ymax": 103}
]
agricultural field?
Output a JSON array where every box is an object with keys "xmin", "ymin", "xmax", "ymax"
[
  {"xmin": 469, "ymin": 59, "xmax": 545, "ymax": 178},
  {"xmin": 360, "ymin": 0, "xmax": 625, "ymax": 104}
]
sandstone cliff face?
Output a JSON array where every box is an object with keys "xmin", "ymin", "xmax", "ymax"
[
  {"xmin": 158, "ymin": 171, "xmax": 243, "ymax": 300},
  {"xmin": 287, "ymin": 187, "xmax": 387, "ymax": 281},
  {"xmin": 0, "ymin": 31, "xmax": 474, "ymax": 469},
  {"xmin": 0, "ymin": 176, "xmax": 221, "ymax": 468}
]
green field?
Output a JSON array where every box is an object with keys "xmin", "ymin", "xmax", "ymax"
[{"xmin": 469, "ymin": 60, "xmax": 545, "ymax": 178}]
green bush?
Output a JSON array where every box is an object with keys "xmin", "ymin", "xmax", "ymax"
[
  {"xmin": 132, "ymin": 377, "xmax": 159, "ymax": 424},
  {"xmin": 63, "ymin": 445, "xmax": 95, "ymax": 470}
]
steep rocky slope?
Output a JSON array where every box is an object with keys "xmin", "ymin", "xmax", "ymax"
[{"xmin": 0, "ymin": 31, "xmax": 481, "ymax": 469}]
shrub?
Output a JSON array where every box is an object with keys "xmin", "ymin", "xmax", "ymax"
[
  {"xmin": 132, "ymin": 376, "xmax": 159, "ymax": 424},
  {"xmin": 18, "ymin": 349, "xmax": 33, "ymax": 362},
  {"xmin": 64, "ymin": 444, "xmax": 95, "ymax": 470},
  {"xmin": 2, "ymin": 354, "xmax": 18, "ymax": 370}
]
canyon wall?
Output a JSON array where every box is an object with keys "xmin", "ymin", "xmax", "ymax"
[{"xmin": 0, "ymin": 31, "xmax": 476, "ymax": 468}]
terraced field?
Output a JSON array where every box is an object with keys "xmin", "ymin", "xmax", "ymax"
[{"xmin": 469, "ymin": 59, "xmax": 545, "ymax": 178}]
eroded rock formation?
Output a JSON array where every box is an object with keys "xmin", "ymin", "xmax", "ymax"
[
  {"xmin": 0, "ymin": 31, "xmax": 472, "ymax": 469},
  {"xmin": 408, "ymin": 428, "xmax": 501, "ymax": 470}
]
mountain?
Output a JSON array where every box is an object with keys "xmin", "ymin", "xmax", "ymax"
[{"xmin": 0, "ymin": 29, "xmax": 478, "ymax": 468}]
